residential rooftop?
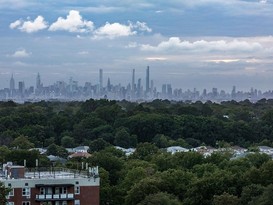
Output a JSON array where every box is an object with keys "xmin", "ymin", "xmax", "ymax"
[{"xmin": 0, "ymin": 162, "xmax": 98, "ymax": 181}]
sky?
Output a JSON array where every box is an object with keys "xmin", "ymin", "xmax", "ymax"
[{"xmin": 1, "ymin": 0, "xmax": 273, "ymax": 91}]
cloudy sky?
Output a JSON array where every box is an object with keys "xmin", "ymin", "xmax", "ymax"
[{"xmin": 1, "ymin": 0, "xmax": 273, "ymax": 91}]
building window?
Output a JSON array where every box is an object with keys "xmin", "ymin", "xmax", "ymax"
[
  {"xmin": 75, "ymin": 186, "xmax": 80, "ymax": 194},
  {"xmin": 55, "ymin": 202, "xmax": 67, "ymax": 205},
  {"xmin": 55, "ymin": 187, "xmax": 67, "ymax": 194},
  {"xmin": 22, "ymin": 188, "xmax": 30, "ymax": 196},
  {"xmin": 8, "ymin": 188, "xmax": 14, "ymax": 197},
  {"xmin": 40, "ymin": 187, "xmax": 44, "ymax": 195},
  {"xmin": 75, "ymin": 200, "xmax": 80, "ymax": 205},
  {"xmin": 6, "ymin": 202, "xmax": 14, "ymax": 205},
  {"xmin": 22, "ymin": 202, "xmax": 30, "ymax": 205}
]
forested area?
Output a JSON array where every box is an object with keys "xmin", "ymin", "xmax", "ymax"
[{"xmin": 2, "ymin": 99, "xmax": 273, "ymax": 204}]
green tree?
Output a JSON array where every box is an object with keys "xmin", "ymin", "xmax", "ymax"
[
  {"xmin": 125, "ymin": 178, "xmax": 161, "ymax": 205},
  {"xmin": 173, "ymin": 152, "xmax": 203, "ymax": 170},
  {"xmin": 89, "ymin": 138, "xmax": 111, "ymax": 152},
  {"xmin": 137, "ymin": 192, "xmax": 182, "ymax": 205},
  {"xmin": 91, "ymin": 125, "xmax": 114, "ymax": 142},
  {"xmin": 0, "ymin": 146, "xmax": 11, "ymax": 163},
  {"xmin": 132, "ymin": 143, "xmax": 159, "ymax": 161},
  {"xmin": 114, "ymin": 128, "xmax": 137, "ymax": 148},
  {"xmin": 0, "ymin": 182, "xmax": 11, "ymax": 204},
  {"xmin": 6, "ymin": 150, "xmax": 49, "ymax": 167},
  {"xmin": 46, "ymin": 143, "xmax": 68, "ymax": 158},
  {"xmin": 0, "ymin": 130, "xmax": 17, "ymax": 146},
  {"xmin": 184, "ymin": 170, "xmax": 240, "ymax": 205},
  {"xmin": 88, "ymin": 148, "xmax": 125, "ymax": 185},
  {"xmin": 10, "ymin": 135, "xmax": 34, "ymax": 149},
  {"xmin": 61, "ymin": 136, "xmax": 75, "ymax": 148},
  {"xmin": 212, "ymin": 192, "xmax": 240, "ymax": 205},
  {"xmin": 240, "ymin": 184, "xmax": 264, "ymax": 205},
  {"xmin": 159, "ymin": 169, "xmax": 195, "ymax": 200},
  {"xmin": 73, "ymin": 115, "xmax": 107, "ymax": 143},
  {"xmin": 248, "ymin": 184, "xmax": 273, "ymax": 205},
  {"xmin": 152, "ymin": 134, "xmax": 170, "ymax": 148},
  {"xmin": 246, "ymin": 153, "xmax": 271, "ymax": 168}
]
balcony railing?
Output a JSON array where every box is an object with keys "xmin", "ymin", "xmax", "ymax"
[{"xmin": 36, "ymin": 193, "xmax": 74, "ymax": 201}]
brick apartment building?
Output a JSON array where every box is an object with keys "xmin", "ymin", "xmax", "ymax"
[{"xmin": 1, "ymin": 162, "xmax": 100, "ymax": 205}]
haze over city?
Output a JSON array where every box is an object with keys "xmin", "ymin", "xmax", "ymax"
[{"xmin": 1, "ymin": 1, "xmax": 273, "ymax": 91}]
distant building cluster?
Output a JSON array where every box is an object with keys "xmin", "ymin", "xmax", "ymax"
[{"xmin": 1, "ymin": 68, "xmax": 273, "ymax": 102}]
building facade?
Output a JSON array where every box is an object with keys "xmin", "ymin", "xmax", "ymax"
[{"xmin": 1, "ymin": 162, "xmax": 99, "ymax": 205}]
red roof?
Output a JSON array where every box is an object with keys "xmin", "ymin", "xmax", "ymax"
[{"xmin": 69, "ymin": 152, "xmax": 91, "ymax": 158}]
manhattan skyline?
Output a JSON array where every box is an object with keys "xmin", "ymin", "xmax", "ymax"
[
  {"xmin": 1, "ymin": 68, "xmax": 273, "ymax": 103},
  {"xmin": 1, "ymin": 1, "xmax": 273, "ymax": 91}
]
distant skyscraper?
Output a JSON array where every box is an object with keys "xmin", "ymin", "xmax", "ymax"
[
  {"xmin": 107, "ymin": 77, "xmax": 111, "ymax": 92},
  {"xmin": 9, "ymin": 74, "xmax": 15, "ymax": 97},
  {"xmin": 167, "ymin": 84, "xmax": 172, "ymax": 98},
  {"xmin": 202, "ymin": 89, "xmax": 207, "ymax": 97},
  {"xmin": 146, "ymin": 66, "xmax": 150, "ymax": 93},
  {"xmin": 231, "ymin": 85, "xmax": 236, "ymax": 99},
  {"xmin": 151, "ymin": 80, "xmax": 154, "ymax": 92},
  {"xmin": 132, "ymin": 69, "xmax": 135, "ymax": 91},
  {"xmin": 18, "ymin": 81, "xmax": 25, "ymax": 97},
  {"xmin": 99, "ymin": 69, "xmax": 103, "ymax": 94},
  {"xmin": 10, "ymin": 74, "xmax": 15, "ymax": 91},
  {"xmin": 212, "ymin": 88, "xmax": 218, "ymax": 98},
  {"xmin": 36, "ymin": 73, "xmax": 41, "ymax": 90},
  {"xmin": 162, "ymin": 84, "xmax": 167, "ymax": 95},
  {"xmin": 137, "ymin": 78, "xmax": 141, "ymax": 98}
]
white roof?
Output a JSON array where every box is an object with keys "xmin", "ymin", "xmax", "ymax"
[{"xmin": 166, "ymin": 146, "xmax": 189, "ymax": 153}]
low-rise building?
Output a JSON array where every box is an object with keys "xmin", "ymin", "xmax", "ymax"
[
  {"xmin": 166, "ymin": 146, "xmax": 189, "ymax": 154},
  {"xmin": 1, "ymin": 162, "xmax": 99, "ymax": 205},
  {"xmin": 115, "ymin": 146, "xmax": 136, "ymax": 156}
]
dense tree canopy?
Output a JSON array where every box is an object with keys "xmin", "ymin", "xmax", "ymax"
[{"xmin": 2, "ymin": 99, "xmax": 273, "ymax": 204}]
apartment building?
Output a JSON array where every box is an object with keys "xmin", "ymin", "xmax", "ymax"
[{"xmin": 1, "ymin": 162, "xmax": 99, "ymax": 205}]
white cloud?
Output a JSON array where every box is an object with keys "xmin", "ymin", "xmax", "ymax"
[
  {"xmin": 141, "ymin": 37, "xmax": 263, "ymax": 53},
  {"xmin": 205, "ymin": 59, "xmax": 241, "ymax": 63},
  {"xmin": 126, "ymin": 42, "xmax": 138, "ymax": 48},
  {"xmin": 146, "ymin": 57, "xmax": 167, "ymax": 61},
  {"xmin": 132, "ymin": 21, "xmax": 152, "ymax": 33},
  {"xmin": 93, "ymin": 22, "xmax": 136, "ymax": 39},
  {"xmin": 49, "ymin": 10, "xmax": 94, "ymax": 33},
  {"xmin": 93, "ymin": 21, "xmax": 152, "ymax": 39},
  {"xmin": 10, "ymin": 16, "xmax": 48, "ymax": 33},
  {"xmin": 11, "ymin": 49, "xmax": 32, "ymax": 58},
  {"xmin": 9, "ymin": 20, "xmax": 22, "ymax": 29}
]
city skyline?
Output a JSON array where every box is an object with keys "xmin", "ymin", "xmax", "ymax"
[
  {"xmin": 1, "ymin": 68, "xmax": 273, "ymax": 103},
  {"xmin": 1, "ymin": 1, "xmax": 273, "ymax": 91},
  {"xmin": 4, "ymin": 67, "xmax": 273, "ymax": 93}
]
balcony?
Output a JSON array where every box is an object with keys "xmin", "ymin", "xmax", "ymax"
[{"xmin": 36, "ymin": 193, "xmax": 74, "ymax": 201}]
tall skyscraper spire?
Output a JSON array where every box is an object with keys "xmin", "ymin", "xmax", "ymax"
[
  {"xmin": 131, "ymin": 69, "xmax": 135, "ymax": 97},
  {"xmin": 99, "ymin": 69, "xmax": 103, "ymax": 95},
  {"xmin": 146, "ymin": 66, "xmax": 150, "ymax": 93},
  {"xmin": 36, "ymin": 73, "xmax": 41, "ymax": 90},
  {"xmin": 10, "ymin": 73, "xmax": 15, "ymax": 91}
]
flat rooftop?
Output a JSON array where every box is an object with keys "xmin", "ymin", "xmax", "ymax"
[{"xmin": 0, "ymin": 167, "xmax": 98, "ymax": 180}]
